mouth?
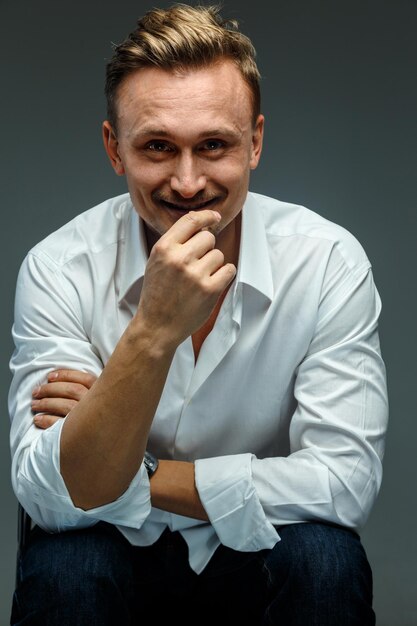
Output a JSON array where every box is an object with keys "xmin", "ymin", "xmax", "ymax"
[{"xmin": 159, "ymin": 197, "xmax": 220, "ymax": 212}]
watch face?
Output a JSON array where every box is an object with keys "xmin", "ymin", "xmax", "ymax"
[{"xmin": 144, "ymin": 451, "xmax": 158, "ymax": 476}]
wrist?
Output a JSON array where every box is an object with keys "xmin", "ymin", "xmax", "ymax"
[
  {"xmin": 128, "ymin": 310, "xmax": 180, "ymax": 357},
  {"xmin": 123, "ymin": 313, "xmax": 178, "ymax": 361}
]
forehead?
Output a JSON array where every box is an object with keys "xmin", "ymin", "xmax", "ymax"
[{"xmin": 116, "ymin": 60, "xmax": 253, "ymax": 136}]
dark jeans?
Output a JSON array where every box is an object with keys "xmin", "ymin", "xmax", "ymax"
[{"xmin": 11, "ymin": 521, "xmax": 375, "ymax": 625}]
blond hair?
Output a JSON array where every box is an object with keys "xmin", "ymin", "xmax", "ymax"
[{"xmin": 105, "ymin": 3, "xmax": 261, "ymax": 128}]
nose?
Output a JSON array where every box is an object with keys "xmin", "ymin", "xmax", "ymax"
[{"xmin": 170, "ymin": 153, "xmax": 207, "ymax": 198}]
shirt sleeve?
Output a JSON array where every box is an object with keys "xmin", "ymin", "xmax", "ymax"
[
  {"xmin": 9, "ymin": 252, "xmax": 151, "ymax": 533},
  {"xmin": 196, "ymin": 251, "xmax": 388, "ymax": 550}
]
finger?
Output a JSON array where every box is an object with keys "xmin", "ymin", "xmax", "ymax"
[
  {"xmin": 33, "ymin": 414, "xmax": 64, "ymax": 430},
  {"xmin": 195, "ymin": 248, "xmax": 225, "ymax": 275},
  {"xmin": 31, "ymin": 397, "xmax": 78, "ymax": 417},
  {"xmin": 162, "ymin": 210, "xmax": 221, "ymax": 245},
  {"xmin": 47, "ymin": 369, "xmax": 98, "ymax": 388},
  {"xmin": 205, "ymin": 262, "xmax": 237, "ymax": 292},
  {"xmin": 181, "ymin": 229, "xmax": 216, "ymax": 262},
  {"xmin": 33, "ymin": 381, "xmax": 90, "ymax": 401}
]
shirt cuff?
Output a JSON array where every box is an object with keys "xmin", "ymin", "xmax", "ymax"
[{"xmin": 194, "ymin": 453, "xmax": 279, "ymax": 552}]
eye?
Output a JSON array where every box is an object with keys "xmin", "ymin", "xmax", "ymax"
[
  {"xmin": 146, "ymin": 141, "xmax": 173, "ymax": 152},
  {"xmin": 201, "ymin": 139, "xmax": 225, "ymax": 151}
]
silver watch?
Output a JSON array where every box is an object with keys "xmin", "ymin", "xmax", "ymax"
[{"xmin": 143, "ymin": 450, "xmax": 159, "ymax": 478}]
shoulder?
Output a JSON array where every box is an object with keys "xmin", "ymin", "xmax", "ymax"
[
  {"xmin": 27, "ymin": 193, "xmax": 133, "ymax": 272},
  {"xmin": 247, "ymin": 191, "xmax": 370, "ymax": 270}
]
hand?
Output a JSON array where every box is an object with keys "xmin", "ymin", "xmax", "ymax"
[
  {"xmin": 137, "ymin": 209, "xmax": 237, "ymax": 349},
  {"xmin": 31, "ymin": 369, "xmax": 97, "ymax": 429}
]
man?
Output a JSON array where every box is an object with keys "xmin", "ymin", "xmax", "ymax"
[{"xmin": 9, "ymin": 4, "xmax": 388, "ymax": 624}]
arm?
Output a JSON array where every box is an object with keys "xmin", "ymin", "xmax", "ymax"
[
  {"xmin": 10, "ymin": 209, "xmax": 236, "ymax": 521},
  {"xmin": 33, "ymin": 370, "xmax": 208, "ymax": 521},
  {"xmin": 60, "ymin": 209, "xmax": 235, "ymax": 510},
  {"xmin": 250, "ymin": 266, "xmax": 388, "ymax": 528}
]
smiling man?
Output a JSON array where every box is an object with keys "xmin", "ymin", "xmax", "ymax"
[{"xmin": 9, "ymin": 4, "xmax": 388, "ymax": 625}]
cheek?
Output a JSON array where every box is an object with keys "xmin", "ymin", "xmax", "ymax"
[
  {"xmin": 210, "ymin": 160, "xmax": 247, "ymax": 189},
  {"xmin": 126, "ymin": 158, "xmax": 169, "ymax": 189},
  {"xmin": 226, "ymin": 164, "xmax": 251, "ymax": 193}
]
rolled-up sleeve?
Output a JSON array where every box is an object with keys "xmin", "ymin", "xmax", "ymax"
[
  {"xmin": 253, "ymin": 263, "xmax": 388, "ymax": 529},
  {"xmin": 9, "ymin": 252, "xmax": 151, "ymax": 532},
  {"xmin": 195, "ymin": 453, "xmax": 280, "ymax": 550}
]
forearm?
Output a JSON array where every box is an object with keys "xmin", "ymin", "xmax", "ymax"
[
  {"xmin": 150, "ymin": 460, "xmax": 209, "ymax": 521},
  {"xmin": 60, "ymin": 316, "xmax": 176, "ymax": 510}
]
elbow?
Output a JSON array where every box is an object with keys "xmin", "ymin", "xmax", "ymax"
[{"xmin": 331, "ymin": 473, "xmax": 381, "ymax": 530}]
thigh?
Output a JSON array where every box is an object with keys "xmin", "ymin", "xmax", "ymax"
[
  {"xmin": 262, "ymin": 522, "xmax": 375, "ymax": 626},
  {"xmin": 11, "ymin": 522, "xmax": 137, "ymax": 626}
]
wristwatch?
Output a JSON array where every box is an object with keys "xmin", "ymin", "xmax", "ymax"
[{"xmin": 143, "ymin": 450, "xmax": 159, "ymax": 478}]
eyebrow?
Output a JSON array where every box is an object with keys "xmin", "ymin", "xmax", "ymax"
[{"xmin": 130, "ymin": 126, "xmax": 242, "ymax": 140}]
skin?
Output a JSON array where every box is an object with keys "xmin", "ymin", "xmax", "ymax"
[{"xmin": 34, "ymin": 60, "xmax": 264, "ymax": 514}]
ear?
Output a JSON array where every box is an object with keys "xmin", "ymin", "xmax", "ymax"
[
  {"xmin": 250, "ymin": 114, "xmax": 264, "ymax": 170},
  {"xmin": 102, "ymin": 121, "xmax": 125, "ymax": 176}
]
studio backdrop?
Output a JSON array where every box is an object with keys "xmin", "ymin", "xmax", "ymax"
[{"xmin": 1, "ymin": 1, "xmax": 416, "ymax": 624}]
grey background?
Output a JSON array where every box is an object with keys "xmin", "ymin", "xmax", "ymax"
[{"xmin": 1, "ymin": 0, "xmax": 416, "ymax": 623}]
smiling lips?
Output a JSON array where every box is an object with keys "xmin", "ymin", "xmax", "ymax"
[{"xmin": 159, "ymin": 197, "xmax": 220, "ymax": 212}]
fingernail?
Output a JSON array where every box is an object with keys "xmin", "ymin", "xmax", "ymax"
[
  {"xmin": 31, "ymin": 400, "xmax": 40, "ymax": 408},
  {"xmin": 32, "ymin": 387, "xmax": 40, "ymax": 398},
  {"xmin": 33, "ymin": 414, "xmax": 42, "ymax": 425},
  {"xmin": 48, "ymin": 372, "xmax": 58, "ymax": 380}
]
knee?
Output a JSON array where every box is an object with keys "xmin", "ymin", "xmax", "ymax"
[
  {"xmin": 13, "ymin": 524, "xmax": 134, "ymax": 624},
  {"xmin": 265, "ymin": 523, "xmax": 373, "ymax": 597},
  {"xmin": 20, "ymin": 523, "xmax": 132, "ymax": 598}
]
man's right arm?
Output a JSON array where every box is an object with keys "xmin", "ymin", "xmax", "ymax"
[{"xmin": 11, "ymin": 209, "xmax": 235, "ymax": 516}]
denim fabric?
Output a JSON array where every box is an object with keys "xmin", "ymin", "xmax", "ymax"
[
  {"xmin": 262, "ymin": 523, "xmax": 375, "ymax": 625},
  {"xmin": 11, "ymin": 521, "xmax": 375, "ymax": 625}
]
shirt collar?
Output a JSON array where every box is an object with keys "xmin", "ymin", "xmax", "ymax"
[
  {"xmin": 235, "ymin": 192, "xmax": 274, "ymax": 302},
  {"xmin": 118, "ymin": 191, "xmax": 274, "ymax": 305},
  {"xmin": 118, "ymin": 200, "xmax": 149, "ymax": 304}
]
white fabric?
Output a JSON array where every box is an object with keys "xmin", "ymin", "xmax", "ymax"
[{"xmin": 9, "ymin": 191, "xmax": 388, "ymax": 574}]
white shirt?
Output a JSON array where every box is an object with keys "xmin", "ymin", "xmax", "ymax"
[{"xmin": 9, "ymin": 191, "xmax": 389, "ymax": 574}]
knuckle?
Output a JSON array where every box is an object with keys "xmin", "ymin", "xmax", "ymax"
[
  {"xmin": 63, "ymin": 382, "xmax": 74, "ymax": 397},
  {"xmin": 152, "ymin": 239, "xmax": 169, "ymax": 257},
  {"xmin": 77, "ymin": 386, "xmax": 87, "ymax": 399},
  {"xmin": 201, "ymin": 230, "xmax": 216, "ymax": 248},
  {"xmin": 171, "ymin": 254, "xmax": 185, "ymax": 271},
  {"xmin": 86, "ymin": 373, "xmax": 97, "ymax": 387},
  {"xmin": 39, "ymin": 398, "xmax": 50, "ymax": 410},
  {"xmin": 213, "ymin": 248, "xmax": 225, "ymax": 264},
  {"xmin": 72, "ymin": 383, "xmax": 85, "ymax": 400},
  {"xmin": 185, "ymin": 211, "xmax": 199, "ymax": 225},
  {"xmin": 200, "ymin": 279, "xmax": 216, "ymax": 297},
  {"xmin": 44, "ymin": 415, "xmax": 59, "ymax": 428}
]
